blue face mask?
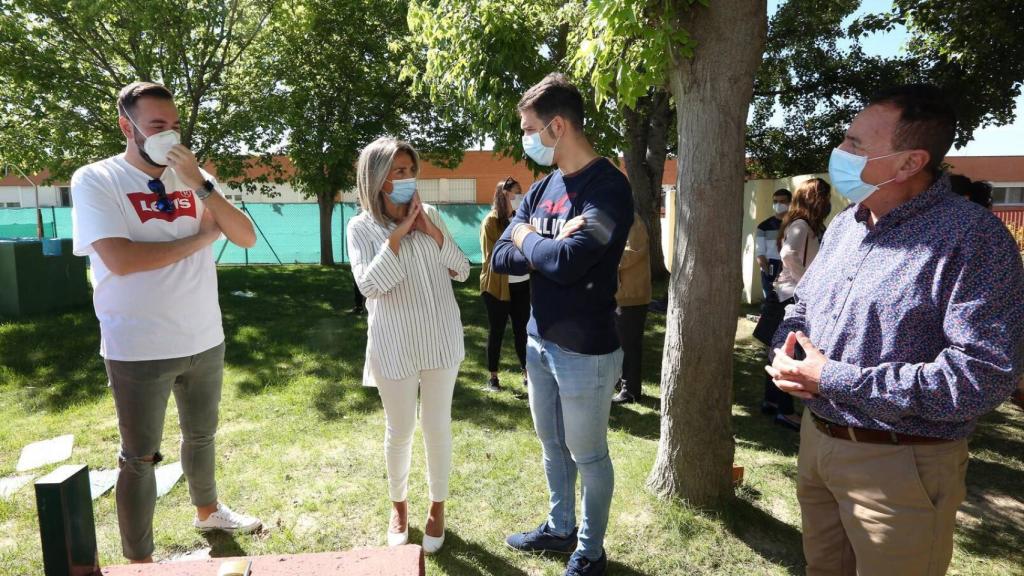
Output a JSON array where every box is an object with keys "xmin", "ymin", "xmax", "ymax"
[
  {"xmin": 522, "ymin": 119, "xmax": 560, "ymax": 166},
  {"xmin": 828, "ymin": 147, "xmax": 903, "ymax": 204},
  {"xmin": 387, "ymin": 178, "xmax": 416, "ymax": 205}
]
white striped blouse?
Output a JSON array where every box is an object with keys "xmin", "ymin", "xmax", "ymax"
[{"xmin": 347, "ymin": 203, "xmax": 470, "ymax": 385}]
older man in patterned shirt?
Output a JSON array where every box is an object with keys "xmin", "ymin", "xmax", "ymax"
[{"xmin": 766, "ymin": 84, "xmax": 1024, "ymax": 576}]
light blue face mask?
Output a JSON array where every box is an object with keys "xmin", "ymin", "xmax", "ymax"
[
  {"xmin": 522, "ymin": 118, "xmax": 560, "ymax": 166},
  {"xmin": 828, "ymin": 147, "xmax": 904, "ymax": 204},
  {"xmin": 387, "ymin": 178, "xmax": 416, "ymax": 205}
]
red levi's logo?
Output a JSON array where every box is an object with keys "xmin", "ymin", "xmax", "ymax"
[{"xmin": 127, "ymin": 190, "xmax": 198, "ymax": 223}]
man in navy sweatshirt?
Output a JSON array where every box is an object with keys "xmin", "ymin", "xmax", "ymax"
[{"xmin": 492, "ymin": 73, "xmax": 633, "ymax": 576}]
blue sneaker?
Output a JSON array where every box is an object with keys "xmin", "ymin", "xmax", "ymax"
[
  {"xmin": 505, "ymin": 521, "xmax": 578, "ymax": 554},
  {"xmin": 564, "ymin": 549, "xmax": 607, "ymax": 576}
]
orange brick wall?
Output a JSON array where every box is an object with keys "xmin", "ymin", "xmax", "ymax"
[{"xmin": 418, "ymin": 151, "xmax": 680, "ymax": 204}]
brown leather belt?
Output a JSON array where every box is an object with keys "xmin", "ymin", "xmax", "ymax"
[{"xmin": 809, "ymin": 411, "xmax": 950, "ymax": 445}]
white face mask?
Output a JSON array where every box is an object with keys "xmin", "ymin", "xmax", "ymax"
[
  {"xmin": 773, "ymin": 202, "xmax": 789, "ymax": 215},
  {"xmin": 828, "ymin": 147, "xmax": 903, "ymax": 204},
  {"xmin": 522, "ymin": 118, "xmax": 560, "ymax": 166},
  {"xmin": 125, "ymin": 111, "xmax": 180, "ymax": 166}
]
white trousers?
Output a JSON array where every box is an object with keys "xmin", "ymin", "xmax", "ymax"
[{"xmin": 373, "ymin": 364, "xmax": 459, "ymax": 502}]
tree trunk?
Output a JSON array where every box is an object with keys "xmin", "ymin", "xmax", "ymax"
[
  {"xmin": 647, "ymin": 0, "xmax": 767, "ymax": 508},
  {"xmin": 318, "ymin": 191, "xmax": 336, "ymax": 266},
  {"xmin": 622, "ymin": 89, "xmax": 672, "ymax": 281}
]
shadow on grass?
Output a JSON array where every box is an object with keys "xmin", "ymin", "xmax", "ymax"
[
  {"xmin": 609, "ymin": 403, "xmax": 661, "ymax": 440},
  {"xmin": 217, "ymin": 265, "xmax": 379, "ymax": 419},
  {"xmin": 202, "ymin": 531, "xmax": 248, "ymax": 558},
  {"xmin": 722, "ymin": 496, "xmax": 804, "ymax": 575},
  {"xmin": 955, "ymin": 405, "xmax": 1024, "ymax": 564},
  {"xmin": 0, "ymin": 309, "xmax": 107, "ymax": 411},
  {"xmin": 422, "ymin": 529, "xmax": 528, "ymax": 576},
  {"xmin": 732, "ymin": 341, "xmax": 800, "ymax": 458},
  {"xmin": 967, "ymin": 407, "xmax": 1024, "ymax": 466},
  {"xmin": 606, "ymin": 559, "xmax": 658, "ymax": 576},
  {"xmin": 956, "ymin": 459, "xmax": 1024, "ymax": 564}
]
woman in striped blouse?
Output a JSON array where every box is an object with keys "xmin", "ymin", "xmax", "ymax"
[{"xmin": 346, "ymin": 137, "xmax": 470, "ymax": 555}]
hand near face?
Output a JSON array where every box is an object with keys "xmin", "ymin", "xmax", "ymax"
[{"xmin": 165, "ymin": 145, "xmax": 205, "ymax": 190}]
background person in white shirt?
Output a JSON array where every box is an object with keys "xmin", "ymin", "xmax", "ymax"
[
  {"xmin": 71, "ymin": 81, "xmax": 259, "ymax": 564},
  {"xmin": 346, "ymin": 137, "xmax": 470, "ymax": 555},
  {"xmin": 755, "ymin": 188, "xmax": 792, "ymax": 304}
]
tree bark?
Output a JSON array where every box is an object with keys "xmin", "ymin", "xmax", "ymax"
[
  {"xmin": 647, "ymin": 0, "xmax": 767, "ymax": 508},
  {"xmin": 622, "ymin": 89, "xmax": 672, "ymax": 281},
  {"xmin": 318, "ymin": 191, "xmax": 336, "ymax": 266}
]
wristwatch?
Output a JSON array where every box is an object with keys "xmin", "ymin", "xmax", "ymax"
[{"xmin": 196, "ymin": 179, "xmax": 216, "ymax": 200}]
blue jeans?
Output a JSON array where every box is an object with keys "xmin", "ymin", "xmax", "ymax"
[{"xmin": 526, "ymin": 335, "xmax": 622, "ymax": 560}]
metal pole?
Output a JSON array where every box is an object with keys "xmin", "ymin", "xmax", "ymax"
[{"xmin": 34, "ymin": 181, "xmax": 42, "ymax": 238}]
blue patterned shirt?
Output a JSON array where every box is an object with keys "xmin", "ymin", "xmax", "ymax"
[{"xmin": 774, "ymin": 174, "xmax": 1024, "ymax": 439}]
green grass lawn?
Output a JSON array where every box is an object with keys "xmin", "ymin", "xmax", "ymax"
[{"xmin": 1, "ymin": 265, "xmax": 1022, "ymax": 575}]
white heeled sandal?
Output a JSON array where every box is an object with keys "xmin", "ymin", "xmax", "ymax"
[
  {"xmin": 387, "ymin": 527, "xmax": 409, "ymax": 547},
  {"xmin": 422, "ymin": 530, "xmax": 445, "ymax": 554}
]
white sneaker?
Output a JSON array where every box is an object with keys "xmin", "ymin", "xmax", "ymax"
[{"xmin": 194, "ymin": 503, "xmax": 262, "ymax": 534}]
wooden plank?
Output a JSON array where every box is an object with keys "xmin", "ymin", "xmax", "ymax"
[{"xmin": 101, "ymin": 546, "xmax": 424, "ymax": 576}]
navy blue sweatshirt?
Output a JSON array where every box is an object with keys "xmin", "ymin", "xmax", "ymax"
[{"xmin": 491, "ymin": 158, "xmax": 634, "ymax": 355}]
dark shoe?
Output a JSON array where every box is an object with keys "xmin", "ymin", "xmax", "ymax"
[
  {"xmin": 611, "ymin": 390, "xmax": 638, "ymax": 405},
  {"xmin": 760, "ymin": 401, "xmax": 778, "ymax": 415},
  {"xmin": 774, "ymin": 413, "xmax": 800, "ymax": 431},
  {"xmin": 506, "ymin": 521, "xmax": 578, "ymax": 555},
  {"xmin": 1011, "ymin": 389, "xmax": 1024, "ymax": 412},
  {"xmin": 613, "ymin": 379, "xmax": 623, "ymax": 393},
  {"xmin": 564, "ymin": 550, "xmax": 607, "ymax": 576},
  {"xmin": 485, "ymin": 376, "xmax": 502, "ymax": 392}
]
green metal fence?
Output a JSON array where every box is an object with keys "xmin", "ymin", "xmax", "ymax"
[{"xmin": 0, "ymin": 203, "xmax": 491, "ymax": 264}]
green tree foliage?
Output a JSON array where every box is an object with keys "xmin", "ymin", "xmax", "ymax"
[
  {"xmin": 861, "ymin": 0, "xmax": 1024, "ymax": 145},
  {"xmin": 750, "ymin": 0, "xmax": 1024, "ymax": 178},
  {"xmin": 406, "ymin": 0, "xmax": 621, "ymax": 161},
  {"xmin": 240, "ymin": 0, "xmax": 473, "ymax": 265},
  {"xmin": 0, "ymin": 0, "xmax": 276, "ymax": 178}
]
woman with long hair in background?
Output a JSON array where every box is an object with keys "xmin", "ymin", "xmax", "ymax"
[{"xmin": 479, "ymin": 177, "xmax": 531, "ymax": 392}]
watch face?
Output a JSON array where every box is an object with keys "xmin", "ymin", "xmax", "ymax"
[{"xmin": 197, "ymin": 180, "xmax": 213, "ymax": 199}]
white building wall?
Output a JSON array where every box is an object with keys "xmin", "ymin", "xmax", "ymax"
[{"xmin": 0, "ymin": 185, "xmax": 64, "ymax": 207}]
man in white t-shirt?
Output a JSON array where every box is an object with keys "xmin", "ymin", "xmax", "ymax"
[{"xmin": 71, "ymin": 81, "xmax": 260, "ymax": 564}]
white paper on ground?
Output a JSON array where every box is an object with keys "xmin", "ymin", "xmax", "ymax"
[
  {"xmin": 155, "ymin": 461, "xmax": 183, "ymax": 498},
  {"xmin": 89, "ymin": 468, "xmax": 119, "ymax": 500},
  {"xmin": 0, "ymin": 475, "xmax": 34, "ymax": 499},
  {"xmin": 16, "ymin": 434, "xmax": 74, "ymax": 472}
]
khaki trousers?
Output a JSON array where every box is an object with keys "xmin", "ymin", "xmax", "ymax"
[{"xmin": 798, "ymin": 410, "xmax": 968, "ymax": 576}]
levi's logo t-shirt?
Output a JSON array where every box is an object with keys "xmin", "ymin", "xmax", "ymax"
[{"xmin": 71, "ymin": 154, "xmax": 224, "ymax": 361}]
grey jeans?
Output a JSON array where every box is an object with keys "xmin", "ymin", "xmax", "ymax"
[{"xmin": 105, "ymin": 341, "xmax": 225, "ymax": 560}]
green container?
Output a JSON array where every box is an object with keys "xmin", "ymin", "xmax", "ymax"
[
  {"xmin": 34, "ymin": 464, "xmax": 100, "ymax": 576},
  {"xmin": 0, "ymin": 238, "xmax": 90, "ymax": 317}
]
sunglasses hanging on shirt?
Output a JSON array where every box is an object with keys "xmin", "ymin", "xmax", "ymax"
[{"xmin": 147, "ymin": 179, "xmax": 176, "ymax": 214}]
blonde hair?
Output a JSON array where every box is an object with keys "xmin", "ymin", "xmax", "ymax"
[{"xmin": 356, "ymin": 137, "xmax": 420, "ymax": 224}]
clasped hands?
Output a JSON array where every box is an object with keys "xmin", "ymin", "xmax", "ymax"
[{"xmin": 765, "ymin": 331, "xmax": 828, "ymax": 400}]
